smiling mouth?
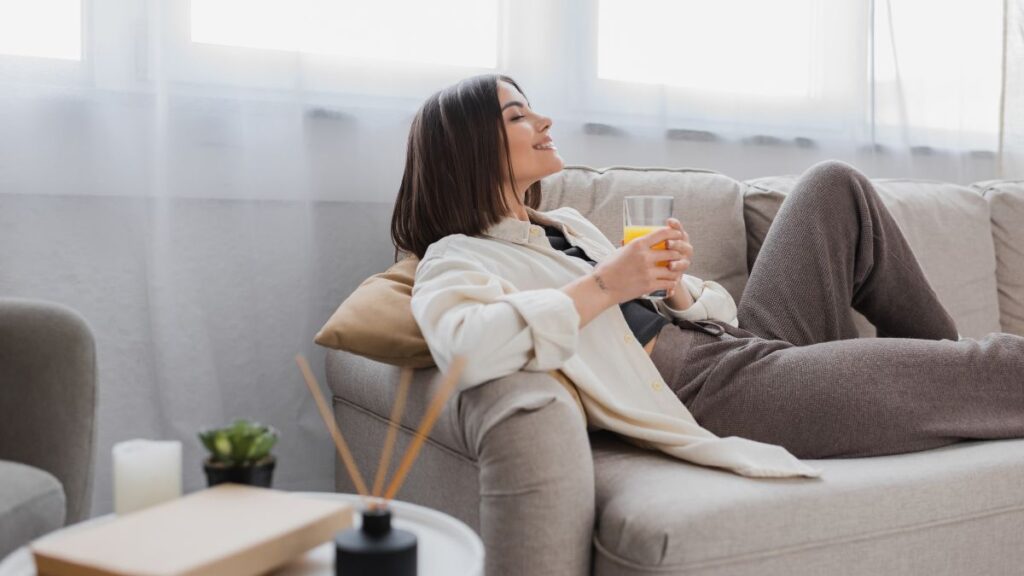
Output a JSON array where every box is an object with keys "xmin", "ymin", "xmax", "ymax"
[{"xmin": 532, "ymin": 143, "xmax": 557, "ymax": 151}]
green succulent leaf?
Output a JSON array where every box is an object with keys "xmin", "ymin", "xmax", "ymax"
[
  {"xmin": 213, "ymin": 430, "xmax": 233, "ymax": 461},
  {"xmin": 198, "ymin": 430, "xmax": 217, "ymax": 454},
  {"xmin": 246, "ymin": 431, "xmax": 278, "ymax": 462},
  {"xmin": 199, "ymin": 418, "xmax": 278, "ymax": 466}
]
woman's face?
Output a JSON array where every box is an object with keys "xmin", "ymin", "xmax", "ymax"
[{"xmin": 497, "ymin": 80, "xmax": 563, "ymax": 193}]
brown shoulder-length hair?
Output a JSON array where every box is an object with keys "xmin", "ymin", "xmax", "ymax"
[{"xmin": 390, "ymin": 74, "xmax": 542, "ymax": 260}]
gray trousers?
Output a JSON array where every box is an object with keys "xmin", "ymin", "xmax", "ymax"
[{"xmin": 650, "ymin": 159, "xmax": 1024, "ymax": 459}]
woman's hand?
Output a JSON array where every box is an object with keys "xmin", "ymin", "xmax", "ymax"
[
  {"xmin": 593, "ymin": 224, "xmax": 687, "ymax": 304},
  {"xmin": 662, "ymin": 218, "xmax": 695, "ymax": 309}
]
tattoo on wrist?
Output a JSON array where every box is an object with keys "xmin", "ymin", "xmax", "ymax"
[{"xmin": 593, "ymin": 272, "xmax": 608, "ymax": 291}]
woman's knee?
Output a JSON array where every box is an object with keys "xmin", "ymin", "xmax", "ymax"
[
  {"xmin": 792, "ymin": 159, "xmax": 871, "ymax": 209},
  {"xmin": 805, "ymin": 159, "xmax": 864, "ymax": 184}
]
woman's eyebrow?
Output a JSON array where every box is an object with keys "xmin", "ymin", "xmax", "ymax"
[{"xmin": 501, "ymin": 100, "xmax": 527, "ymax": 111}]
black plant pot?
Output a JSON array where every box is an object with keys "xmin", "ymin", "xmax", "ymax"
[{"xmin": 203, "ymin": 456, "xmax": 276, "ymax": 488}]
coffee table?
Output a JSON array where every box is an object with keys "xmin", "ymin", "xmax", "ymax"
[{"xmin": 0, "ymin": 491, "xmax": 483, "ymax": 576}]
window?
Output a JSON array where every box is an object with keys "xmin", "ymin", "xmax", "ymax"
[
  {"xmin": 189, "ymin": 0, "xmax": 499, "ymax": 68},
  {"xmin": 0, "ymin": 0, "xmax": 81, "ymax": 61},
  {"xmin": 598, "ymin": 0, "xmax": 816, "ymax": 99},
  {"xmin": 585, "ymin": 0, "xmax": 866, "ymax": 137},
  {"xmin": 873, "ymin": 0, "xmax": 1003, "ymax": 148},
  {"xmin": 591, "ymin": 0, "xmax": 1003, "ymax": 149}
]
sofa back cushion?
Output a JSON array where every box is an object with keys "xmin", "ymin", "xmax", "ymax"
[
  {"xmin": 744, "ymin": 176, "xmax": 1001, "ymax": 339},
  {"xmin": 972, "ymin": 181, "xmax": 1024, "ymax": 336},
  {"xmin": 540, "ymin": 166, "xmax": 750, "ymax": 300}
]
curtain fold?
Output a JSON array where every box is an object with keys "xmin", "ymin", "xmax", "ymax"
[{"xmin": 1002, "ymin": 0, "xmax": 1024, "ymax": 179}]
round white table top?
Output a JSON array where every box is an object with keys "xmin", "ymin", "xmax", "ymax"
[{"xmin": 0, "ymin": 491, "xmax": 484, "ymax": 576}]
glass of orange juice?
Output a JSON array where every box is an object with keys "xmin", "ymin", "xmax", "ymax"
[{"xmin": 623, "ymin": 195, "xmax": 675, "ymax": 300}]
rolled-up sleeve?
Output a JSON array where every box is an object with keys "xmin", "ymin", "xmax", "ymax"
[
  {"xmin": 655, "ymin": 274, "xmax": 739, "ymax": 327},
  {"xmin": 412, "ymin": 245, "xmax": 580, "ymax": 387}
]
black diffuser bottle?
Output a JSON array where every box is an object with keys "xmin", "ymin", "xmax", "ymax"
[{"xmin": 335, "ymin": 506, "xmax": 417, "ymax": 576}]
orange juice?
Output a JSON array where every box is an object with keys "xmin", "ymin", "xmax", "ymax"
[{"xmin": 623, "ymin": 225, "xmax": 669, "ymax": 267}]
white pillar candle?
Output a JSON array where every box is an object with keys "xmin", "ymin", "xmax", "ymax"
[{"xmin": 113, "ymin": 439, "xmax": 183, "ymax": 515}]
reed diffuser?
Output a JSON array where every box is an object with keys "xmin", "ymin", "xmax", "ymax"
[{"xmin": 295, "ymin": 354, "xmax": 466, "ymax": 576}]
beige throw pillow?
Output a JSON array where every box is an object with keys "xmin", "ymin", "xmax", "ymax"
[{"xmin": 314, "ymin": 257, "xmax": 436, "ymax": 368}]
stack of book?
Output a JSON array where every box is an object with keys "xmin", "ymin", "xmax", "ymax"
[{"xmin": 31, "ymin": 484, "xmax": 353, "ymax": 576}]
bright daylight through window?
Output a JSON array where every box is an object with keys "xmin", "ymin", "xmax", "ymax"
[
  {"xmin": 190, "ymin": 0, "xmax": 499, "ymax": 68},
  {"xmin": 598, "ymin": 0, "xmax": 816, "ymax": 98},
  {"xmin": 0, "ymin": 0, "xmax": 81, "ymax": 61},
  {"xmin": 598, "ymin": 0, "xmax": 1004, "ymax": 143},
  {"xmin": 873, "ymin": 0, "xmax": 1003, "ymax": 138}
]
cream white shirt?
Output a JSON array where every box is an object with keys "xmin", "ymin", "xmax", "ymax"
[{"xmin": 411, "ymin": 206, "xmax": 823, "ymax": 478}]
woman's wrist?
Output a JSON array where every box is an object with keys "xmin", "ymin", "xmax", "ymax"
[
  {"xmin": 664, "ymin": 278, "xmax": 695, "ymax": 311},
  {"xmin": 561, "ymin": 272, "xmax": 617, "ymax": 328},
  {"xmin": 588, "ymin": 271, "xmax": 618, "ymax": 309}
]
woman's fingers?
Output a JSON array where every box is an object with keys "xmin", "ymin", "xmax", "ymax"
[
  {"xmin": 665, "ymin": 240, "xmax": 693, "ymax": 254},
  {"xmin": 665, "ymin": 218, "xmax": 689, "ymax": 241},
  {"xmin": 652, "ymin": 249, "xmax": 687, "ymax": 263},
  {"xmin": 641, "ymin": 227, "xmax": 683, "ymax": 248},
  {"xmin": 667, "ymin": 259, "xmax": 691, "ymax": 271}
]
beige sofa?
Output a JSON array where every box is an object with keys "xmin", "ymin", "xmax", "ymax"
[{"xmin": 326, "ymin": 162, "xmax": 1024, "ymax": 576}]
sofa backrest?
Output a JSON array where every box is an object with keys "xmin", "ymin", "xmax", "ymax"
[
  {"xmin": 540, "ymin": 166, "xmax": 1013, "ymax": 340},
  {"xmin": 971, "ymin": 180, "xmax": 1024, "ymax": 336},
  {"xmin": 745, "ymin": 176, "xmax": 1002, "ymax": 339},
  {"xmin": 539, "ymin": 166, "xmax": 750, "ymax": 301}
]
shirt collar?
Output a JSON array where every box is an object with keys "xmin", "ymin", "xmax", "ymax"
[{"xmin": 483, "ymin": 208, "xmax": 574, "ymax": 245}]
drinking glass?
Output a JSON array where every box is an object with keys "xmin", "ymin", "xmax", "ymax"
[{"xmin": 623, "ymin": 195, "xmax": 675, "ymax": 300}]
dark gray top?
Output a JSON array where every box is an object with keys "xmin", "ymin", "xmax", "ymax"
[{"xmin": 540, "ymin": 224, "xmax": 668, "ymax": 345}]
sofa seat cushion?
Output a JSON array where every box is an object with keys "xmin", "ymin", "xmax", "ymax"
[
  {"xmin": 591, "ymin": 432, "xmax": 1024, "ymax": 575},
  {"xmin": 971, "ymin": 180, "xmax": 1024, "ymax": 337},
  {"xmin": 540, "ymin": 166, "xmax": 750, "ymax": 301},
  {"xmin": 0, "ymin": 459, "xmax": 65, "ymax": 560},
  {"xmin": 744, "ymin": 176, "xmax": 1001, "ymax": 339}
]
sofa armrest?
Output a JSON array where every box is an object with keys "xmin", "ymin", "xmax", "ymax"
[
  {"xmin": 456, "ymin": 370, "xmax": 595, "ymax": 576},
  {"xmin": 325, "ymin": 350, "xmax": 595, "ymax": 576},
  {"xmin": 0, "ymin": 298, "xmax": 97, "ymax": 524}
]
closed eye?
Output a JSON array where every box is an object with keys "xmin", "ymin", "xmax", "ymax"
[{"xmin": 509, "ymin": 115, "xmax": 524, "ymax": 121}]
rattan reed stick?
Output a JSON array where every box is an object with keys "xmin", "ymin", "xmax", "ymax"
[
  {"xmin": 295, "ymin": 354, "xmax": 370, "ymax": 499},
  {"xmin": 383, "ymin": 356, "xmax": 466, "ymax": 501},
  {"xmin": 371, "ymin": 367, "xmax": 413, "ymax": 499}
]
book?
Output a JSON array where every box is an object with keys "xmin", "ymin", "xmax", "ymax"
[{"xmin": 31, "ymin": 484, "xmax": 353, "ymax": 576}]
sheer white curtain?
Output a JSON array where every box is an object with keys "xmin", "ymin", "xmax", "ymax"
[
  {"xmin": 0, "ymin": 0, "xmax": 1019, "ymax": 514},
  {"xmin": 568, "ymin": 0, "xmax": 1009, "ymax": 181}
]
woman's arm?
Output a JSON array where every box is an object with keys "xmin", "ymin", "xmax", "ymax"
[
  {"xmin": 560, "ymin": 274, "xmax": 615, "ymax": 328},
  {"xmin": 413, "ymin": 227, "xmax": 687, "ymax": 386},
  {"xmin": 645, "ymin": 216, "xmax": 738, "ymax": 326},
  {"xmin": 413, "ymin": 247, "xmax": 582, "ymax": 387},
  {"xmin": 562, "ymin": 226, "xmax": 687, "ymax": 327},
  {"xmin": 663, "ymin": 281, "xmax": 695, "ymax": 311},
  {"xmin": 661, "ymin": 217, "xmax": 695, "ymax": 311},
  {"xmin": 655, "ymin": 276, "xmax": 740, "ymax": 326}
]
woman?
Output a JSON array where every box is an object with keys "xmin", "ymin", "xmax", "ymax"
[{"xmin": 391, "ymin": 74, "xmax": 1024, "ymax": 478}]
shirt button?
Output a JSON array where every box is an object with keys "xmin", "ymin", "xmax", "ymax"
[
  {"xmin": 650, "ymin": 380, "xmax": 661, "ymax": 391},
  {"xmin": 529, "ymin": 228, "xmax": 540, "ymax": 236},
  {"xmin": 623, "ymin": 332, "xmax": 631, "ymax": 344}
]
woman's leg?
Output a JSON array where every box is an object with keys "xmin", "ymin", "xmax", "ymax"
[
  {"xmin": 738, "ymin": 159, "xmax": 958, "ymax": 345},
  {"xmin": 652, "ymin": 159, "xmax": 1023, "ymax": 458},
  {"xmin": 679, "ymin": 331, "xmax": 1024, "ymax": 459}
]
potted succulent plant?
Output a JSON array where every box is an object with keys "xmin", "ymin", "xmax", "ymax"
[{"xmin": 199, "ymin": 418, "xmax": 279, "ymax": 488}]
